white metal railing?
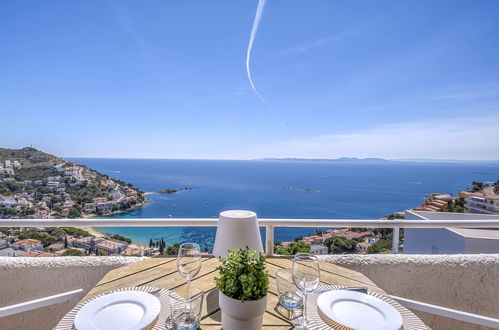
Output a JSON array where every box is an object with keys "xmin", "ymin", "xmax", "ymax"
[
  {"xmin": 2, "ymin": 218, "xmax": 499, "ymax": 255},
  {"xmin": 0, "ymin": 289, "xmax": 83, "ymax": 318},
  {"xmin": 392, "ymin": 295, "xmax": 499, "ymax": 329}
]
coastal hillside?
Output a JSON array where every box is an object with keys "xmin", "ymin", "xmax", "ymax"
[{"xmin": 0, "ymin": 147, "xmax": 145, "ymax": 218}]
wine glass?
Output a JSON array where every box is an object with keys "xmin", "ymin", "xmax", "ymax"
[
  {"xmin": 293, "ymin": 253, "xmax": 320, "ymax": 329},
  {"xmin": 177, "ymin": 243, "xmax": 202, "ymax": 298}
]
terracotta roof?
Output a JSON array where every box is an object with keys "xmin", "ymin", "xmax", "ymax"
[
  {"xmin": 467, "ymin": 192, "xmax": 499, "ymax": 200},
  {"xmin": 22, "ymin": 251, "xmax": 42, "ymax": 257},
  {"xmin": 433, "ymin": 194, "xmax": 453, "ymax": 200},
  {"xmin": 47, "ymin": 243, "xmax": 64, "ymax": 250},
  {"xmin": 37, "ymin": 252, "xmax": 57, "ymax": 257},
  {"xmin": 121, "ymin": 247, "xmax": 141, "ymax": 255},
  {"xmin": 14, "ymin": 239, "xmax": 41, "ymax": 246}
]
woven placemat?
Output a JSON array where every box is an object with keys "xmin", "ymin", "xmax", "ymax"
[
  {"xmin": 56, "ymin": 286, "xmax": 172, "ymax": 330},
  {"xmin": 287, "ymin": 284, "xmax": 428, "ymax": 330}
]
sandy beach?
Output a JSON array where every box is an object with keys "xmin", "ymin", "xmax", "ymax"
[{"xmin": 83, "ymin": 226, "xmax": 106, "ymax": 238}]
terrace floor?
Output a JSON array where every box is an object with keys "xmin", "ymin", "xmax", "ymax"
[{"xmin": 58, "ymin": 256, "xmax": 428, "ymax": 329}]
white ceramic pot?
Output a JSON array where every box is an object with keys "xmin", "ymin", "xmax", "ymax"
[{"xmin": 218, "ymin": 291, "xmax": 267, "ymax": 330}]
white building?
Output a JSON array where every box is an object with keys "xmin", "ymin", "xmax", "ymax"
[
  {"xmin": 109, "ymin": 189, "xmax": 123, "ymax": 201},
  {"xmin": 12, "ymin": 239, "xmax": 43, "ymax": 252},
  {"xmin": 461, "ymin": 192, "xmax": 499, "ymax": 214},
  {"xmin": 96, "ymin": 240, "xmax": 128, "ymax": 254},
  {"xmin": 0, "ymin": 239, "xmax": 8, "ymax": 249},
  {"xmin": 356, "ymin": 241, "xmax": 372, "ymax": 253},
  {"xmin": 404, "ymin": 210, "xmax": 499, "ymax": 254},
  {"xmin": 310, "ymin": 244, "xmax": 328, "ymax": 255},
  {"xmin": 1, "ymin": 168, "xmax": 14, "ymax": 175}
]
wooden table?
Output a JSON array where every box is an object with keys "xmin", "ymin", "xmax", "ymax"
[{"xmin": 62, "ymin": 256, "xmax": 427, "ymax": 329}]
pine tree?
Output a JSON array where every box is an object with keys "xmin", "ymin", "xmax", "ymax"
[
  {"xmin": 149, "ymin": 239, "xmax": 153, "ymax": 248},
  {"xmin": 64, "ymin": 236, "xmax": 68, "ymax": 248}
]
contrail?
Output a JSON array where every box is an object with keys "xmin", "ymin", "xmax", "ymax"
[{"xmin": 246, "ymin": 0, "xmax": 287, "ymax": 127}]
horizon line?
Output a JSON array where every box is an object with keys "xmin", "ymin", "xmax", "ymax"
[{"xmin": 63, "ymin": 156, "xmax": 499, "ymax": 163}]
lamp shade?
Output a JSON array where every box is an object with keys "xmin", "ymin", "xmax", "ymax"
[{"xmin": 212, "ymin": 210, "xmax": 263, "ymax": 257}]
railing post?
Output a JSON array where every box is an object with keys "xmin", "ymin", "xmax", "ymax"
[
  {"xmin": 392, "ymin": 227, "xmax": 400, "ymax": 254},
  {"xmin": 265, "ymin": 225, "xmax": 274, "ymax": 256}
]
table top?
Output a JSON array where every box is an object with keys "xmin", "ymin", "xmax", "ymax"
[{"xmin": 69, "ymin": 256, "xmax": 427, "ymax": 329}]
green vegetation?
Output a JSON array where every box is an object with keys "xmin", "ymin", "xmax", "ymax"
[
  {"xmin": 447, "ymin": 197, "xmax": 466, "ymax": 213},
  {"xmin": 0, "ymin": 227, "xmax": 10, "ymax": 235},
  {"xmin": 274, "ymin": 241, "xmax": 310, "ymax": 255},
  {"xmin": 494, "ymin": 180, "xmax": 499, "ymax": 194},
  {"xmin": 150, "ymin": 238, "xmax": 180, "ymax": 255},
  {"xmin": 0, "ymin": 147, "xmax": 61, "ymax": 167},
  {"xmin": 62, "ymin": 248, "xmax": 85, "ymax": 256},
  {"xmin": 367, "ymin": 239, "xmax": 392, "ymax": 254},
  {"xmin": 470, "ymin": 181, "xmax": 484, "ymax": 193},
  {"xmin": 0, "ymin": 205, "xmax": 36, "ymax": 218},
  {"xmin": 324, "ymin": 237, "xmax": 357, "ymax": 253},
  {"xmin": 61, "ymin": 227, "xmax": 92, "ymax": 237},
  {"xmin": 165, "ymin": 243, "xmax": 180, "ymax": 256},
  {"xmin": 386, "ymin": 213, "xmax": 405, "ymax": 220},
  {"xmin": 17, "ymin": 230, "xmax": 57, "ymax": 247},
  {"xmin": 215, "ymin": 247, "xmax": 269, "ymax": 302},
  {"xmin": 0, "ymin": 147, "xmax": 144, "ymax": 218},
  {"xmin": 111, "ymin": 234, "xmax": 132, "ymax": 244},
  {"xmin": 96, "ymin": 249, "xmax": 109, "ymax": 256}
]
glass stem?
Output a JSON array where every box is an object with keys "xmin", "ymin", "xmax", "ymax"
[
  {"xmin": 303, "ymin": 291, "xmax": 308, "ymax": 327},
  {"xmin": 187, "ymin": 279, "xmax": 191, "ymax": 315}
]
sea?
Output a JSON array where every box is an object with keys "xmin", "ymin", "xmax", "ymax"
[{"xmin": 68, "ymin": 158, "xmax": 499, "ymax": 250}]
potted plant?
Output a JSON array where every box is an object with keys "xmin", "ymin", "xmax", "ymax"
[{"xmin": 215, "ymin": 247, "xmax": 269, "ymax": 330}]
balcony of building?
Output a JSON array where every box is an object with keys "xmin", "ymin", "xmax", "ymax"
[{"xmin": 1, "ymin": 215, "xmax": 499, "ymax": 330}]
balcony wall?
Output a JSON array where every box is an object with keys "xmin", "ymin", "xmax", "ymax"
[
  {"xmin": 1, "ymin": 254, "xmax": 498, "ymax": 330},
  {"xmin": 325, "ymin": 254, "xmax": 499, "ymax": 330},
  {"xmin": 0, "ymin": 256, "xmax": 146, "ymax": 330}
]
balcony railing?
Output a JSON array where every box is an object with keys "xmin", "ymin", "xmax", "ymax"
[{"xmin": 2, "ymin": 217, "xmax": 499, "ymax": 255}]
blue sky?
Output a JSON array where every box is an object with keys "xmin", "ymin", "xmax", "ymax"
[{"xmin": 1, "ymin": 0, "xmax": 498, "ymax": 160}]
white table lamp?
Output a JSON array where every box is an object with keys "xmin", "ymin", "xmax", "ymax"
[{"xmin": 212, "ymin": 210, "xmax": 263, "ymax": 257}]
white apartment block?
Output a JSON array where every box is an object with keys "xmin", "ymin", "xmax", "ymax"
[
  {"xmin": 460, "ymin": 191, "xmax": 499, "ymax": 214},
  {"xmin": 404, "ymin": 210, "xmax": 499, "ymax": 254}
]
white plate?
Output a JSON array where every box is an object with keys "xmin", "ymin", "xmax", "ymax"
[
  {"xmin": 74, "ymin": 291, "xmax": 161, "ymax": 330},
  {"xmin": 317, "ymin": 290, "xmax": 403, "ymax": 330}
]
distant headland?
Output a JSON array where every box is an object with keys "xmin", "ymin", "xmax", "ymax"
[{"xmin": 0, "ymin": 147, "xmax": 146, "ymax": 219}]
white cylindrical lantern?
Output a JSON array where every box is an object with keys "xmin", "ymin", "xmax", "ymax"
[{"xmin": 212, "ymin": 210, "xmax": 263, "ymax": 257}]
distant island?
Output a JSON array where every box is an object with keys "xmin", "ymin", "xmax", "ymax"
[
  {"xmin": 0, "ymin": 147, "xmax": 145, "ymax": 219},
  {"xmin": 262, "ymin": 157, "xmax": 392, "ymax": 163},
  {"xmin": 157, "ymin": 187, "xmax": 192, "ymax": 194},
  {"xmin": 261, "ymin": 157, "xmax": 499, "ymax": 164}
]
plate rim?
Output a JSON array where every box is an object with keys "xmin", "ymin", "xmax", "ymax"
[
  {"xmin": 317, "ymin": 290, "xmax": 403, "ymax": 330},
  {"xmin": 74, "ymin": 290, "xmax": 161, "ymax": 330}
]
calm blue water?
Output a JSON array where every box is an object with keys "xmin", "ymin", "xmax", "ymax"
[{"xmin": 68, "ymin": 158, "xmax": 499, "ymax": 250}]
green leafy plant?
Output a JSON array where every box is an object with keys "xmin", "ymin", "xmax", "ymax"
[{"xmin": 215, "ymin": 247, "xmax": 269, "ymax": 302}]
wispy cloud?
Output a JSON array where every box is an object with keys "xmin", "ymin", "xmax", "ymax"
[
  {"xmin": 274, "ymin": 31, "xmax": 360, "ymax": 57},
  {"xmin": 251, "ymin": 114, "xmax": 499, "ymax": 160},
  {"xmin": 108, "ymin": 0, "xmax": 151, "ymax": 58}
]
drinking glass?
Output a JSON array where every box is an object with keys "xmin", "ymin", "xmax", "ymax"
[
  {"xmin": 177, "ymin": 242, "xmax": 202, "ymax": 297},
  {"xmin": 293, "ymin": 253, "xmax": 320, "ymax": 329},
  {"xmin": 276, "ymin": 268, "xmax": 302, "ymax": 310},
  {"xmin": 169, "ymin": 286, "xmax": 204, "ymax": 330}
]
